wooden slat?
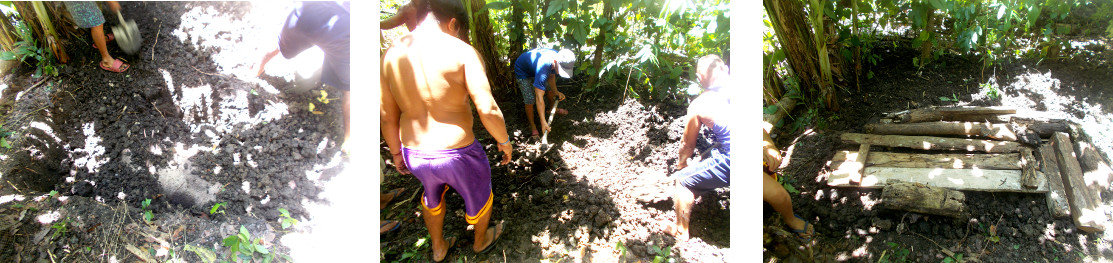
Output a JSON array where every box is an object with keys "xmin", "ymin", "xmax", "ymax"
[
  {"xmin": 853, "ymin": 144, "xmax": 870, "ymax": 184},
  {"xmin": 866, "ymin": 121, "xmax": 1018, "ymax": 141},
  {"xmin": 1039, "ymin": 143, "xmax": 1071, "ymax": 218},
  {"xmin": 1075, "ymin": 138, "xmax": 1113, "ymax": 190},
  {"xmin": 1052, "ymin": 132, "xmax": 1106, "ymax": 232},
  {"xmin": 904, "ymin": 107, "xmax": 1017, "ymax": 123},
  {"xmin": 1021, "ymin": 148, "xmax": 1040, "ymax": 189},
  {"xmin": 882, "ymin": 182, "xmax": 967, "ymax": 218},
  {"xmin": 828, "ymin": 167, "xmax": 1048, "ymax": 193},
  {"xmin": 840, "ymin": 133, "xmax": 1022, "ymax": 153},
  {"xmin": 831, "ymin": 151, "xmax": 1021, "ymax": 170}
]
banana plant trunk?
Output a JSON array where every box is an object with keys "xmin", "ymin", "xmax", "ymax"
[
  {"xmin": 463, "ymin": 0, "xmax": 512, "ymax": 95},
  {"xmin": 764, "ymin": 0, "xmax": 838, "ymax": 111},
  {"xmin": 584, "ymin": 0, "xmax": 614, "ymax": 91}
]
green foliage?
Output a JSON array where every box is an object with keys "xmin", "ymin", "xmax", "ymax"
[
  {"xmin": 649, "ymin": 244, "xmax": 673, "ymax": 263},
  {"xmin": 141, "ymin": 198, "xmax": 153, "ymax": 223},
  {"xmin": 778, "ymin": 173, "xmax": 800, "ymax": 195},
  {"xmin": 222, "ymin": 225, "xmax": 273, "ymax": 262},
  {"xmin": 50, "ymin": 217, "xmax": 69, "ymax": 240},
  {"xmin": 879, "ymin": 242, "xmax": 910, "ymax": 263},
  {"xmin": 942, "ymin": 253, "xmax": 964, "ymax": 263},
  {"xmin": 0, "ymin": 19, "xmax": 58, "ymax": 78},
  {"xmin": 615, "ymin": 241, "xmax": 627, "ymax": 259},
  {"xmin": 277, "ymin": 208, "xmax": 298, "ymax": 230},
  {"xmin": 210, "ymin": 202, "xmax": 226, "ymax": 215}
]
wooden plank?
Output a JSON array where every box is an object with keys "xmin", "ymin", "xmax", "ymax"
[
  {"xmin": 881, "ymin": 182, "xmax": 967, "ymax": 218},
  {"xmin": 840, "ymin": 133, "xmax": 1022, "ymax": 153},
  {"xmin": 1039, "ymin": 143, "xmax": 1071, "ymax": 218},
  {"xmin": 1074, "ymin": 138, "xmax": 1113, "ymax": 190},
  {"xmin": 762, "ymin": 97, "xmax": 797, "ymax": 132},
  {"xmin": 831, "ymin": 151, "xmax": 1021, "ymax": 170},
  {"xmin": 828, "ymin": 167, "xmax": 1048, "ymax": 193},
  {"xmin": 828, "ymin": 152, "xmax": 866, "ymax": 186},
  {"xmin": 1025, "ymin": 122, "xmax": 1070, "ymax": 138},
  {"xmin": 1052, "ymin": 132, "xmax": 1106, "ymax": 232},
  {"xmin": 903, "ymin": 107, "xmax": 1016, "ymax": 123},
  {"xmin": 854, "ymin": 144, "xmax": 870, "ymax": 184},
  {"xmin": 1021, "ymin": 148, "xmax": 1040, "ymax": 189},
  {"xmin": 866, "ymin": 121, "xmax": 1018, "ymax": 141}
]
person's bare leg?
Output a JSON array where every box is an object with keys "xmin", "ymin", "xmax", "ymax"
[
  {"xmin": 524, "ymin": 104, "xmax": 537, "ymax": 135},
  {"xmin": 763, "ymin": 173, "xmax": 807, "ymax": 234},
  {"xmin": 672, "ymin": 179, "xmax": 694, "ymax": 240},
  {"xmin": 341, "ymin": 90, "xmax": 351, "ymax": 153},
  {"xmin": 470, "ymin": 206, "xmax": 493, "ymax": 252},
  {"xmin": 421, "ymin": 203, "xmax": 449, "ymax": 261},
  {"xmin": 257, "ymin": 48, "xmax": 281, "ymax": 77},
  {"xmin": 91, "ymin": 25, "xmax": 114, "ymax": 68}
]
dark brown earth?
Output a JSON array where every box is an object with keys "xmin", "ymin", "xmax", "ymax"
[{"xmin": 764, "ymin": 38, "xmax": 1113, "ymax": 262}]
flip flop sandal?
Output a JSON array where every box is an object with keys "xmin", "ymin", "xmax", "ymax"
[
  {"xmin": 530, "ymin": 130, "xmax": 540, "ymax": 140},
  {"xmin": 555, "ymin": 108, "xmax": 569, "ymax": 115},
  {"xmin": 100, "ymin": 59, "xmax": 129, "ymax": 73},
  {"xmin": 432, "ymin": 235, "xmax": 457, "ymax": 263},
  {"xmin": 382, "ymin": 188, "xmax": 404, "ymax": 203},
  {"xmin": 476, "ymin": 220, "xmax": 504, "ymax": 254},
  {"xmin": 789, "ymin": 214, "xmax": 814, "ymax": 242},
  {"xmin": 92, "ymin": 33, "xmax": 115, "ymax": 49},
  {"xmin": 380, "ymin": 220, "xmax": 401, "ymax": 234}
]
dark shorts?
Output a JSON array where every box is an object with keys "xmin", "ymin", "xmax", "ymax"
[
  {"xmin": 278, "ymin": 2, "xmax": 350, "ymax": 90},
  {"xmin": 65, "ymin": 2, "xmax": 105, "ymax": 29},
  {"xmin": 517, "ymin": 78, "xmax": 536, "ymax": 104},
  {"xmin": 402, "ymin": 140, "xmax": 493, "ymax": 224},
  {"xmin": 676, "ymin": 148, "xmax": 730, "ymax": 195}
]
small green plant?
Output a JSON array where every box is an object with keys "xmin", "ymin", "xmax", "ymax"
[
  {"xmin": 778, "ymin": 174, "xmax": 800, "ymax": 195},
  {"xmin": 277, "ymin": 208, "xmax": 299, "ymax": 229},
  {"xmin": 649, "ymin": 244, "xmax": 672, "ymax": 263},
  {"xmin": 50, "ymin": 217, "xmax": 69, "ymax": 239},
  {"xmin": 141, "ymin": 198, "xmax": 153, "ymax": 223},
  {"xmin": 879, "ymin": 242, "xmax": 910, "ymax": 263},
  {"xmin": 939, "ymin": 93, "xmax": 959, "ymax": 102},
  {"xmin": 942, "ymin": 253, "xmax": 964, "ymax": 263},
  {"xmin": 48, "ymin": 190, "xmax": 58, "ymax": 197},
  {"xmin": 210, "ymin": 202, "xmax": 226, "ymax": 215},
  {"xmin": 397, "ymin": 234, "xmax": 430, "ymax": 261},
  {"xmin": 0, "ymin": 20, "xmax": 59, "ymax": 78},
  {"xmin": 222, "ymin": 225, "xmax": 272, "ymax": 262},
  {"xmin": 615, "ymin": 241, "xmax": 628, "ymax": 259},
  {"xmin": 981, "ymin": 82, "xmax": 1000, "ymax": 100}
]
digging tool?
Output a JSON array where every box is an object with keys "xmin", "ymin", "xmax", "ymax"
[
  {"xmin": 538, "ymin": 100, "xmax": 560, "ymax": 153},
  {"xmin": 112, "ymin": 10, "xmax": 142, "ymax": 55}
]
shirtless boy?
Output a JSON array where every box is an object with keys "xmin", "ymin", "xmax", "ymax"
[{"xmin": 379, "ymin": 0, "xmax": 510, "ymax": 261}]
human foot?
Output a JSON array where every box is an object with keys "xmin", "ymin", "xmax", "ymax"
[
  {"xmin": 665, "ymin": 224, "xmax": 689, "ymax": 241},
  {"xmin": 555, "ymin": 108, "xmax": 568, "ymax": 115},
  {"xmin": 473, "ymin": 220, "xmax": 504, "ymax": 253},
  {"xmin": 379, "ymin": 220, "xmax": 400, "ymax": 235},
  {"xmin": 380, "ymin": 188, "xmax": 404, "ymax": 209},
  {"xmin": 786, "ymin": 214, "xmax": 814, "ymax": 242},
  {"xmin": 432, "ymin": 235, "xmax": 456, "ymax": 262},
  {"xmin": 100, "ymin": 59, "xmax": 129, "ymax": 72}
]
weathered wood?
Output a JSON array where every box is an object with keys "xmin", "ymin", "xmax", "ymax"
[
  {"xmin": 1074, "ymin": 137, "xmax": 1113, "ymax": 190},
  {"xmin": 866, "ymin": 121, "xmax": 1017, "ymax": 141},
  {"xmin": 1021, "ymin": 148, "xmax": 1040, "ymax": 189},
  {"xmin": 840, "ymin": 133, "xmax": 1022, "ymax": 153},
  {"xmin": 881, "ymin": 182, "xmax": 967, "ymax": 218},
  {"xmin": 828, "ymin": 152, "xmax": 865, "ymax": 186},
  {"xmin": 902, "ymin": 107, "xmax": 1016, "ymax": 123},
  {"xmin": 854, "ymin": 144, "xmax": 870, "ymax": 184},
  {"xmin": 1025, "ymin": 122, "xmax": 1071, "ymax": 138},
  {"xmin": 1039, "ymin": 143, "xmax": 1071, "ymax": 218},
  {"xmin": 1052, "ymin": 132, "xmax": 1106, "ymax": 232},
  {"xmin": 831, "ymin": 151, "xmax": 1021, "ymax": 170},
  {"xmin": 762, "ymin": 97, "xmax": 797, "ymax": 131},
  {"xmin": 828, "ymin": 167, "xmax": 1048, "ymax": 193}
]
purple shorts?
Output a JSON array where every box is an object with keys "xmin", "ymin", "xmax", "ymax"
[{"xmin": 402, "ymin": 140, "xmax": 493, "ymax": 224}]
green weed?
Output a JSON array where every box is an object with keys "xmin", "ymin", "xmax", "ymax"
[
  {"xmin": 210, "ymin": 202, "xmax": 226, "ymax": 215},
  {"xmin": 278, "ymin": 208, "xmax": 298, "ymax": 229},
  {"xmin": 222, "ymin": 225, "xmax": 272, "ymax": 262},
  {"xmin": 50, "ymin": 217, "xmax": 69, "ymax": 240},
  {"xmin": 649, "ymin": 244, "xmax": 673, "ymax": 263},
  {"xmin": 879, "ymin": 242, "xmax": 910, "ymax": 263}
]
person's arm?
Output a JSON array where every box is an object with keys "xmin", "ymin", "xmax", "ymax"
[
  {"xmin": 677, "ymin": 111, "xmax": 702, "ymax": 170},
  {"xmin": 380, "ymin": 6, "xmax": 407, "ymax": 30},
  {"xmin": 107, "ymin": 1, "xmax": 120, "ymax": 12},
  {"xmin": 763, "ymin": 128, "xmax": 782, "ymax": 173},
  {"xmin": 548, "ymin": 74, "xmax": 565, "ymax": 101},
  {"xmin": 463, "ymin": 48, "xmax": 513, "ymax": 164},
  {"xmin": 379, "ymin": 56, "xmax": 410, "ymax": 174},
  {"xmin": 534, "ymin": 86, "xmax": 548, "ymax": 132}
]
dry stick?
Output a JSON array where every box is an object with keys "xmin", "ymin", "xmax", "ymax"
[
  {"xmin": 189, "ymin": 64, "xmax": 228, "ymax": 77},
  {"xmin": 151, "ymin": 102, "xmax": 164, "ymax": 118},
  {"xmin": 151, "ymin": 22, "xmax": 161, "ymax": 61}
]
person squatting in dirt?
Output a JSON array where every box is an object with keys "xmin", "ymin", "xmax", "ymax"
[
  {"xmin": 379, "ymin": 0, "xmax": 511, "ymax": 261},
  {"xmin": 763, "ymin": 125, "xmax": 816, "ymax": 242},
  {"xmin": 512, "ymin": 47, "xmax": 575, "ymax": 140},
  {"xmin": 666, "ymin": 54, "xmax": 734, "ymax": 240},
  {"xmin": 255, "ymin": 1, "xmax": 352, "ymax": 151},
  {"xmin": 65, "ymin": 1, "xmax": 129, "ymax": 72}
]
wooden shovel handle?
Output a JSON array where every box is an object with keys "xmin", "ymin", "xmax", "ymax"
[{"xmin": 541, "ymin": 100, "xmax": 559, "ymax": 143}]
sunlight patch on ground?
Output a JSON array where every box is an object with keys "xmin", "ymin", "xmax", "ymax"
[
  {"xmin": 72, "ymin": 122, "xmax": 106, "ymax": 174},
  {"xmin": 280, "ymin": 161, "xmax": 375, "ymax": 262},
  {"xmin": 154, "ymin": 143, "xmax": 220, "ymax": 206},
  {"xmin": 999, "ymin": 70, "xmax": 1113, "ymax": 158}
]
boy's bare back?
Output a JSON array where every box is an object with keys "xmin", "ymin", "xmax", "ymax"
[{"xmin": 380, "ymin": 26, "xmax": 500, "ymax": 150}]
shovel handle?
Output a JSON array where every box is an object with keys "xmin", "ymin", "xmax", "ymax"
[
  {"xmin": 540, "ymin": 100, "xmax": 559, "ymax": 143},
  {"xmin": 116, "ymin": 11, "xmax": 125, "ymax": 24}
]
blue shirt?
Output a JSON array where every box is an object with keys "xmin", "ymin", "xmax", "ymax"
[{"xmin": 513, "ymin": 48, "xmax": 558, "ymax": 91}]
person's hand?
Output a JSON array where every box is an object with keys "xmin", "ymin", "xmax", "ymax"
[
  {"xmin": 107, "ymin": 1, "xmax": 121, "ymax": 12},
  {"xmin": 540, "ymin": 121, "xmax": 551, "ymax": 133},
  {"xmin": 763, "ymin": 145, "xmax": 782, "ymax": 173},
  {"xmin": 497, "ymin": 142, "xmax": 512, "ymax": 165},
  {"xmin": 676, "ymin": 159, "xmax": 688, "ymax": 171},
  {"xmin": 554, "ymin": 91, "xmax": 566, "ymax": 101},
  {"xmin": 391, "ymin": 152, "xmax": 411, "ymax": 175}
]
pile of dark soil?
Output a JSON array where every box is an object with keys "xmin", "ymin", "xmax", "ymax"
[
  {"xmin": 765, "ymin": 40, "xmax": 1113, "ymax": 262},
  {"xmin": 0, "ymin": 2, "xmax": 347, "ymax": 262}
]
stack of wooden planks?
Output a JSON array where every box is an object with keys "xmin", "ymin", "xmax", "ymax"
[{"xmin": 829, "ymin": 106, "xmax": 1113, "ymax": 232}]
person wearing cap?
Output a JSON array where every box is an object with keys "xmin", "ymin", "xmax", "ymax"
[{"xmin": 512, "ymin": 48, "xmax": 576, "ymax": 139}]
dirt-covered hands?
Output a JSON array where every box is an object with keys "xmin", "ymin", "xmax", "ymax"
[{"xmin": 496, "ymin": 143, "xmax": 512, "ymax": 165}]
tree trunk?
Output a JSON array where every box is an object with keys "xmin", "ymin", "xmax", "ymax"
[
  {"xmin": 464, "ymin": 0, "xmax": 512, "ymax": 94},
  {"xmin": 583, "ymin": 0, "xmax": 614, "ymax": 92},
  {"xmin": 764, "ymin": 0, "xmax": 837, "ymax": 111},
  {"xmin": 508, "ymin": 0, "xmax": 525, "ymax": 60}
]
